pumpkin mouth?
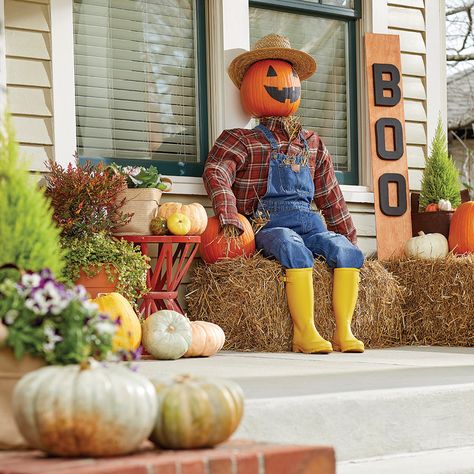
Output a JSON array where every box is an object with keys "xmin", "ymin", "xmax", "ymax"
[{"xmin": 264, "ymin": 86, "xmax": 301, "ymax": 104}]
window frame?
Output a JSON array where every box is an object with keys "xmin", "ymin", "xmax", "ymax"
[
  {"xmin": 250, "ymin": 0, "xmax": 361, "ymax": 185},
  {"xmin": 75, "ymin": 0, "xmax": 209, "ymax": 177}
]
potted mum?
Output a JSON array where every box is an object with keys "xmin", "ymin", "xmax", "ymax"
[
  {"xmin": 0, "ymin": 269, "xmax": 118, "ymax": 449},
  {"xmin": 44, "ymin": 160, "xmax": 149, "ymax": 299},
  {"xmin": 109, "ymin": 164, "xmax": 172, "ymax": 235}
]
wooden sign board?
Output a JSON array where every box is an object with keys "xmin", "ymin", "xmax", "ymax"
[{"xmin": 365, "ymin": 33, "xmax": 412, "ymax": 260}]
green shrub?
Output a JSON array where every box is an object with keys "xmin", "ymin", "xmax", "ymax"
[
  {"xmin": 420, "ymin": 118, "xmax": 461, "ymax": 209},
  {"xmin": 0, "ymin": 113, "xmax": 64, "ymax": 279}
]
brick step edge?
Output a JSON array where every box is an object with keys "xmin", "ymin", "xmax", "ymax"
[{"xmin": 0, "ymin": 440, "xmax": 335, "ymax": 474}]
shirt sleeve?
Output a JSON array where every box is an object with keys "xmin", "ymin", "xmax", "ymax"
[
  {"xmin": 203, "ymin": 129, "xmax": 248, "ymax": 233},
  {"xmin": 312, "ymin": 135, "xmax": 358, "ymax": 244}
]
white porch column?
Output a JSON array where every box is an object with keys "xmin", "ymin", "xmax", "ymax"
[
  {"xmin": 207, "ymin": 0, "xmax": 251, "ymax": 144},
  {"xmin": 50, "ymin": 0, "xmax": 77, "ymax": 165}
]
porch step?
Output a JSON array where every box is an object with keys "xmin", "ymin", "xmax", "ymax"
[
  {"xmin": 338, "ymin": 446, "xmax": 474, "ymax": 474},
  {"xmin": 136, "ymin": 347, "xmax": 474, "ymax": 463}
]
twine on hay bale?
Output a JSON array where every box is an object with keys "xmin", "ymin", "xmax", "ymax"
[
  {"xmin": 185, "ymin": 254, "xmax": 405, "ymax": 351},
  {"xmin": 383, "ymin": 255, "xmax": 474, "ymax": 347}
]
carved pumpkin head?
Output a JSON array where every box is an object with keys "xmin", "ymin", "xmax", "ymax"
[{"xmin": 240, "ymin": 59, "xmax": 301, "ymax": 118}]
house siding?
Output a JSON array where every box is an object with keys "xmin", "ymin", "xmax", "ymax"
[
  {"xmin": 4, "ymin": 0, "xmax": 53, "ymax": 171},
  {"xmin": 388, "ymin": 0, "xmax": 428, "ymax": 191}
]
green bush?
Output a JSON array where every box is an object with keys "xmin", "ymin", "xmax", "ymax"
[
  {"xmin": 420, "ymin": 118, "xmax": 461, "ymax": 209},
  {"xmin": 0, "ymin": 113, "xmax": 64, "ymax": 279}
]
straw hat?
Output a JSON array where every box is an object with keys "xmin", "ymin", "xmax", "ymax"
[{"xmin": 228, "ymin": 33, "xmax": 317, "ymax": 89}]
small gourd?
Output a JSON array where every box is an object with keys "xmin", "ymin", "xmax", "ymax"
[
  {"xmin": 149, "ymin": 375, "xmax": 244, "ymax": 449},
  {"xmin": 425, "ymin": 203, "xmax": 439, "ymax": 212},
  {"xmin": 184, "ymin": 321, "xmax": 225, "ymax": 357},
  {"xmin": 13, "ymin": 362, "xmax": 157, "ymax": 457},
  {"xmin": 158, "ymin": 202, "xmax": 208, "ymax": 235},
  {"xmin": 91, "ymin": 292, "xmax": 142, "ymax": 351},
  {"xmin": 438, "ymin": 199, "xmax": 452, "ymax": 211},
  {"xmin": 404, "ymin": 231, "xmax": 449, "ymax": 259},
  {"xmin": 142, "ymin": 310, "xmax": 192, "ymax": 360}
]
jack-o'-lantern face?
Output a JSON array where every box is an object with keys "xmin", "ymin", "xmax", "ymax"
[{"xmin": 240, "ymin": 59, "xmax": 301, "ymax": 118}]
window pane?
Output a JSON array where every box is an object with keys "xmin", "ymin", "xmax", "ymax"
[
  {"xmin": 302, "ymin": 0, "xmax": 354, "ymax": 8},
  {"xmin": 321, "ymin": 0, "xmax": 354, "ymax": 8},
  {"xmin": 73, "ymin": 0, "xmax": 199, "ymax": 163},
  {"xmin": 250, "ymin": 8, "xmax": 351, "ymax": 172}
]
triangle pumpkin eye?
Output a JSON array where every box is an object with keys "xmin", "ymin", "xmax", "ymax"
[{"xmin": 266, "ymin": 65, "xmax": 277, "ymax": 77}]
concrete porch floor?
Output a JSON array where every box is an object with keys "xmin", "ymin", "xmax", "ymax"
[{"xmin": 135, "ymin": 347, "xmax": 474, "ymax": 472}]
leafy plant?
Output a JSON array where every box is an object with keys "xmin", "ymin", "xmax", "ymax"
[
  {"xmin": 109, "ymin": 163, "xmax": 170, "ymax": 190},
  {"xmin": 62, "ymin": 232, "xmax": 149, "ymax": 303},
  {"xmin": 45, "ymin": 159, "xmax": 132, "ymax": 239},
  {"xmin": 420, "ymin": 118, "xmax": 461, "ymax": 209},
  {"xmin": 0, "ymin": 112, "xmax": 64, "ymax": 280},
  {"xmin": 0, "ymin": 269, "xmax": 116, "ymax": 365}
]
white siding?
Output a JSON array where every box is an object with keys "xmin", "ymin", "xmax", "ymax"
[
  {"xmin": 388, "ymin": 0, "xmax": 427, "ymax": 191},
  {"xmin": 4, "ymin": 0, "xmax": 53, "ymax": 172}
]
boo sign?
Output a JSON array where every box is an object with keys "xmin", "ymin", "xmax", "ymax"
[{"xmin": 365, "ymin": 33, "xmax": 412, "ymax": 260}]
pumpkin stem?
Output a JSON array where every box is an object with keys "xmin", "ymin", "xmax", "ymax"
[
  {"xmin": 175, "ymin": 374, "xmax": 192, "ymax": 383},
  {"xmin": 79, "ymin": 360, "xmax": 91, "ymax": 371},
  {"xmin": 167, "ymin": 324, "xmax": 176, "ymax": 333}
]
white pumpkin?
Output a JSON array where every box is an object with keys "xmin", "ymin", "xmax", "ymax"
[
  {"xmin": 404, "ymin": 231, "xmax": 449, "ymax": 259},
  {"xmin": 12, "ymin": 362, "xmax": 157, "ymax": 457},
  {"xmin": 438, "ymin": 199, "xmax": 453, "ymax": 211},
  {"xmin": 142, "ymin": 310, "xmax": 192, "ymax": 360}
]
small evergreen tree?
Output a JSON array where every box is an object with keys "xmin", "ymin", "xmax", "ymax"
[
  {"xmin": 0, "ymin": 113, "xmax": 64, "ymax": 278},
  {"xmin": 420, "ymin": 118, "xmax": 461, "ymax": 209}
]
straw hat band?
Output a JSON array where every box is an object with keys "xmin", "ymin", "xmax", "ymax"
[{"xmin": 228, "ymin": 34, "xmax": 317, "ymax": 89}]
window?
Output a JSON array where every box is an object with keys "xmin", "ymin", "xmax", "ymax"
[
  {"xmin": 250, "ymin": 0, "xmax": 361, "ymax": 184},
  {"xmin": 73, "ymin": 0, "xmax": 208, "ymax": 177}
]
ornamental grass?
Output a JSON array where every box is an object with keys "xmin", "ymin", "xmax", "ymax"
[{"xmin": 185, "ymin": 254, "xmax": 405, "ymax": 351}]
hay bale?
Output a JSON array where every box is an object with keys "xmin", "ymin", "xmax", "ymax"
[
  {"xmin": 383, "ymin": 256, "xmax": 474, "ymax": 347},
  {"xmin": 185, "ymin": 255, "xmax": 405, "ymax": 351}
]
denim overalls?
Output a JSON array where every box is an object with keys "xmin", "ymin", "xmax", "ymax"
[{"xmin": 254, "ymin": 124, "xmax": 364, "ymax": 270}]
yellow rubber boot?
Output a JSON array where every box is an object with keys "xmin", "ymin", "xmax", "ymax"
[
  {"xmin": 286, "ymin": 268, "xmax": 332, "ymax": 354},
  {"xmin": 332, "ymin": 268, "xmax": 365, "ymax": 353}
]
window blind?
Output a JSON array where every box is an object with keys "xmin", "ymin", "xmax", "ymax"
[
  {"xmin": 250, "ymin": 7, "xmax": 351, "ymax": 172},
  {"xmin": 73, "ymin": 0, "xmax": 199, "ymax": 163}
]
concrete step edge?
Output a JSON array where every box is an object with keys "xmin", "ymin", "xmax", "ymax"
[{"xmin": 237, "ymin": 383, "xmax": 474, "ymax": 460}]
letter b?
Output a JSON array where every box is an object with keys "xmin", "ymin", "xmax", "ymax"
[{"xmin": 373, "ymin": 63, "xmax": 401, "ymax": 107}]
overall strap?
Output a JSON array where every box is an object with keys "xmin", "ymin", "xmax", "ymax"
[
  {"xmin": 255, "ymin": 124, "xmax": 279, "ymax": 151},
  {"xmin": 299, "ymin": 131, "xmax": 310, "ymax": 152}
]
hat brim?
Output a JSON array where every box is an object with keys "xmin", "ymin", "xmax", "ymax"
[{"xmin": 228, "ymin": 47, "xmax": 317, "ymax": 89}]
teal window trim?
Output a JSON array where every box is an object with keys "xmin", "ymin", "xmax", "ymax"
[
  {"xmin": 250, "ymin": 0, "xmax": 360, "ymax": 185},
  {"xmin": 78, "ymin": 1, "xmax": 208, "ymax": 178}
]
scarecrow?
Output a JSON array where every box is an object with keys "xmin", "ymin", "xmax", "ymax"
[{"xmin": 203, "ymin": 34, "xmax": 365, "ymax": 354}]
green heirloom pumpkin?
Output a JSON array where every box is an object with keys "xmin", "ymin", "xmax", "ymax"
[
  {"xmin": 13, "ymin": 363, "xmax": 157, "ymax": 457},
  {"xmin": 150, "ymin": 375, "xmax": 244, "ymax": 449}
]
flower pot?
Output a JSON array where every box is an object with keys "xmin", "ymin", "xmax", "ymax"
[
  {"xmin": 114, "ymin": 183, "xmax": 172, "ymax": 236},
  {"xmin": 76, "ymin": 265, "xmax": 119, "ymax": 298},
  {"xmin": 0, "ymin": 347, "xmax": 44, "ymax": 449},
  {"xmin": 411, "ymin": 191, "xmax": 470, "ymax": 239}
]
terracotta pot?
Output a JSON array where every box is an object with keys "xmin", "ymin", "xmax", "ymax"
[
  {"xmin": 76, "ymin": 265, "xmax": 118, "ymax": 298},
  {"xmin": 411, "ymin": 191, "xmax": 470, "ymax": 239},
  {"xmin": 0, "ymin": 347, "xmax": 44, "ymax": 449}
]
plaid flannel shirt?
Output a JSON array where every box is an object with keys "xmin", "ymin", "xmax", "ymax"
[{"xmin": 203, "ymin": 116, "xmax": 357, "ymax": 244}]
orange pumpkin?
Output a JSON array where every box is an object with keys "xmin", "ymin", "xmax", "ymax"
[
  {"xmin": 184, "ymin": 321, "xmax": 225, "ymax": 357},
  {"xmin": 425, "ymin": 203, "xmax": 439, "ymax": 212},
  {"xmin": 240, "ymin": 59, "xmax": 301, "ymax": 118},
  {"xmin": 200, "ymin": 214, "xmax": 256, "ymax": 264},
  {"xmin": 448, "ymin": 201, "xmax": 474, "ymax": 254}
]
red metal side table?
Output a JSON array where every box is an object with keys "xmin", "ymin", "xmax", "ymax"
[{"xmin": 121, "ymin": 235, "xmax": 201, "ymax": 317}]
